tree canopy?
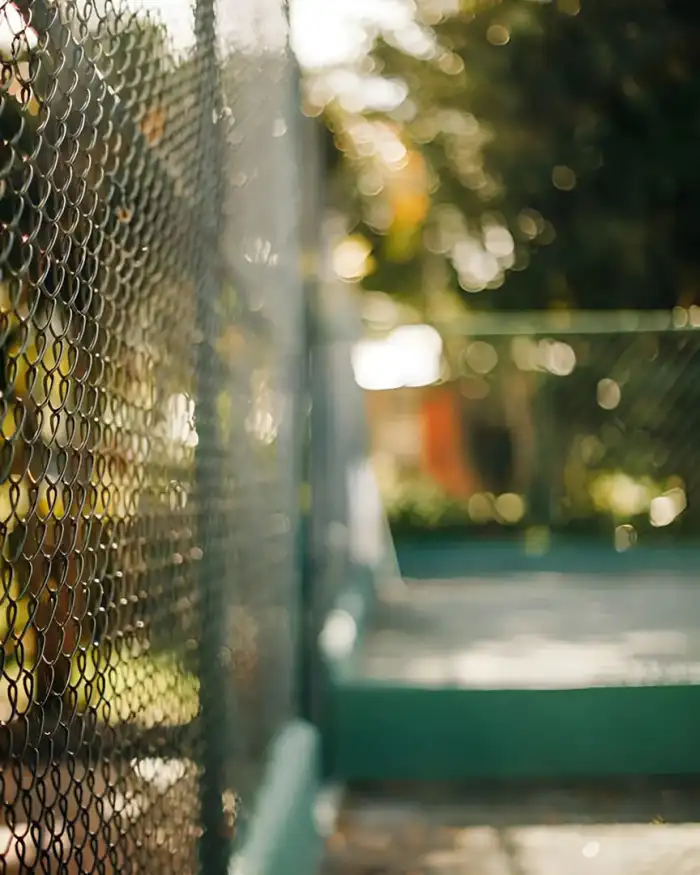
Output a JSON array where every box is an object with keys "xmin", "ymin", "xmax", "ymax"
[{"xmin": 320, "ymin": 0, "xmax": 700, "ymax": 312}]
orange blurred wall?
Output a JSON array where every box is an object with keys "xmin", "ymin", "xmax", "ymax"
[
  {"xmin": 420, "ymin": 384, "xmax": 480, "ymax": 499},
  {"xmin": 364, "ymin": 383, "xmax": 480, "ymax": 499}
]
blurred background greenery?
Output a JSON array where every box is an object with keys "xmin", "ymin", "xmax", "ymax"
[{"xmin": 294, "ymin": 0, "xmax": 700, "ymax": 544}]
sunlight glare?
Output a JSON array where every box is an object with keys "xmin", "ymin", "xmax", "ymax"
[{"xmin": 352, "ymin": 324, "xmax": 443, "ymax": 391}]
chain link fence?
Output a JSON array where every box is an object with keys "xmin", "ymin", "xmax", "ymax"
[
  {"xmin": 373, "ymin": 313, "xmax": 700, "ymax": 546},
  {"xmin": 0, "ymin": 1, "xmax": 307, "ymax": 872}
]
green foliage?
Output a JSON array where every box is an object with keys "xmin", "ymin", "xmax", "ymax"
[{"xmin": 328, "ymin": 0, "xmax": 700, "ymax": 312}]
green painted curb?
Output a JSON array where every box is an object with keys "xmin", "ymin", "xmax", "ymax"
[
  {"xmin": 329, "ymin": 682, "xmax": 700, "ymax": 781},
  {"xmin": 229, "ymin": 720, "xmax": 322, "ymax": 875},
  {"xmin": 394, "ymin": 538, "xmax": 700, "ymax": 579}
]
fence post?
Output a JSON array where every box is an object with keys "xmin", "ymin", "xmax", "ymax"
[
  {"xmin": 192, "ymin": 2, "xmax": 233, "ymax": 874},
  {"xmin": 529, "ymin": 372, "xmax": 556, "ymax": 535},
  {"xmin": 295, "ymin": 105, "xmax": 323, "ymax": 726}
]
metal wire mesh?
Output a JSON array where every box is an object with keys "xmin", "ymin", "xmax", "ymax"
[
  {"xmin": 374, "ymin": 314, "xmax": 700, "ymax": 544},
  {"xmin": 0, "ymin": 1, "xmax": 304, "ymax": 872}
]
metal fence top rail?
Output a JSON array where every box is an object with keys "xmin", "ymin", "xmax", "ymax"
[
  {"xmin": 434, "ymin": 309, "xmax": 700, "ymax": 337},
  {"xmin": 364, "ymin": 309, "xmax": 700, "ymax": 339}
]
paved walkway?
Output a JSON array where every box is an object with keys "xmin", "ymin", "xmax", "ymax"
[
  {"xmin": 321, "ymin": 780, "xmax": 700, "ymax": 874},
  {"xmin": 363, "ymin": 574, "xmax": 700, "ymax": 688}
]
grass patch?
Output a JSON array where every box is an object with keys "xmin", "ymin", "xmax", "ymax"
[{"xmin": 70, "ymin": 647, "xmax": 200, "ymax": 727}]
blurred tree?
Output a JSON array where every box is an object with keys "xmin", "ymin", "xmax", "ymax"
[
  {"xmin": 313, "ymin": 1, "xmax": 700, "ymax": 538},
  {"xmin": 323, "ymin": 0, "xmax": 700, "ymax": 312}
]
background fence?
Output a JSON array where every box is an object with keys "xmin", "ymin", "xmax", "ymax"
[
  {"xmin": 0, "ymin": 1, "xmax": 308, "ymax": 872},
  {"xmin": 369, "ymin": 312, "xmax": 700, "ymax": 547}
]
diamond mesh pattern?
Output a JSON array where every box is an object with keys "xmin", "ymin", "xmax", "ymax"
[
  {"xmin": 0, "ymin": 1, "xmax": 303, "ymax": 872},
  {"xmin": 378, "ymin": 316, "xmax": 700, "ymax": 542},
  {"xmin": 464, "ymin": 324, "xmax": 700, "ymax": 538}
]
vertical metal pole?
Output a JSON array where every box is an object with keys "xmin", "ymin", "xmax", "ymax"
[
  {"xmin": 264, "ymin": 43, "xmax": 308, "ymax": 743},
  {"xmin": 529, "ymin": 372, "xmax": 556, "ymax": 536},
  {"xmin": 295, "ymin": 99, "xmax": 322, "ymax": 725},
  {"xmin": 192, "ymin": 3, "xmax": 231, "ymax": 874}
]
